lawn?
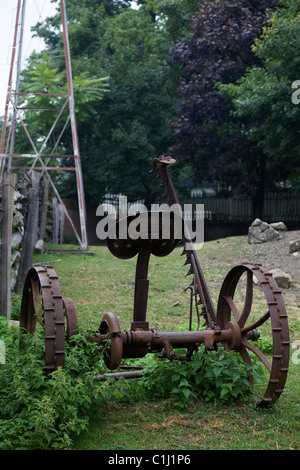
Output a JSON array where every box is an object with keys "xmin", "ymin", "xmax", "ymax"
[{"xmin": 29, "ymin": 234, "xmax": 300, "ymax": 450}]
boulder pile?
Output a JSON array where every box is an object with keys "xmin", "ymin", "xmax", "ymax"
[{"xmin": 248, "ymin": 218, "xmax": 283, "ymax": 244}]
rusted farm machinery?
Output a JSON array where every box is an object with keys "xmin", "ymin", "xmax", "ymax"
[{"xmin": 20, "ymin": 157, "xmax": 290, "ymax": 406}]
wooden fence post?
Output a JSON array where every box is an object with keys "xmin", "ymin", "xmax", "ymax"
[
  {"xmin": 59, "ymin": 203, "xmax": 65, "ymax": 244},
  {"xmin": 52, "ymin": 197, "xmax": 59, "ymax": 244},
  {"xmin": 39, "ymin": 175, "xmax": 49, "ymax": 241},
  {"xmin": 0, "ymin": 172, "xmax": 16, "ymax": 317},
  {"xmin": 15, "ymin": 187, "xmax": 38, "ymax": 292}
]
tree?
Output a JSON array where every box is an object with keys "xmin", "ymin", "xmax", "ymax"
[
  {"xmin": 22, "ymin": 0, "xmax": 198, "ymax": 205},
  {"xmin": 168, "ymin": 0, "xmax": 278, "ymax": 218},
  {"xmin": 220, "ymin": 0, "xmax": 300, "ymax": 191}
]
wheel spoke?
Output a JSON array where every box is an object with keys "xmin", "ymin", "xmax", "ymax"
[
  {"xmin": 239, "ymin": 345, "xmax": 254, "ymax": 388},
  {"xmin": 238, "ymin": 270, "xmax": 253, "ymax": 327},
  {"xmin": 241, "ymin": 338, "xmax": 271, "ymax": 373},
  {"xmin": 31, "ymin": 278, "xmax": 40, "ymax": 314},
  {"xmin": 241, "ymin": 311, "xmax": 270, "ymax": 334},
  {"xmin": 217, "ymin": 263, "xmax": 290, "ymax": 407},
  {"xmin": 223, "ymin": 295, "xmax": 241, "ymax": 322}
]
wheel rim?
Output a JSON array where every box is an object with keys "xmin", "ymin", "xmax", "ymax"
[
  {"xmin": 217, "ymin": 263, "xmax": 290, "ymax": 406},
  {"xmin": 99, "ymin": 311, "xmax": 123, "ymax": 370},
  {"xmin": 20, "ymin": 265, "xmax": 65, "ymax": 372},
  {"xmin": 62, "ymin": 297, "xmax": 79, "ymax": 345}
]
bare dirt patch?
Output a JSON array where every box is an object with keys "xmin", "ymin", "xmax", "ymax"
[
  {"xmin": 248, "ymin": 230, "xmax": 300, "ymax": 308},
  {"xmin": 249, "ymin": 230, "xmax": 300, "ymax": 284}
]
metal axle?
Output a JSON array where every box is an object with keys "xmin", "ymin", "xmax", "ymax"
[{"xmin": 87, "ymin": 312, "xmax": 260, "ymax": 369}]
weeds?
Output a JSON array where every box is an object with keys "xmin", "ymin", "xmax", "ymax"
[
  {"xmin": 0, "ymin": 317, "xmax": 106, "ymax": 449},
  {"xmin": 0, "ymin": 314, "xmax": 260, "ymax": 449}
]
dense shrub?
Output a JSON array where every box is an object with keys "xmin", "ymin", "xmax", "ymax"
[
  {"xmin": 0, "ymin": 317, "xmax": 107, "ymax": 450},
  {"xmin": 139, "ymin": 347, "xmax": 256, "ymax": 408},
  {"xmin": 0, "ymin": 317, "xmax": 263, "ymax": 449}
]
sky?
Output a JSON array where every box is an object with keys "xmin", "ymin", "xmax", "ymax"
[
  {"xmin": 0, "ymin": 1, "xmax": 138, "ymax": 113},
  {"xmin": 0, "ymin": 0, "xmax": 56, "ymax": 112}
]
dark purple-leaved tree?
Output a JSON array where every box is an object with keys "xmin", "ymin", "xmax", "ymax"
[{"xmin": 169, "ymin": 0, "xmax": 278, "ymax": 218}]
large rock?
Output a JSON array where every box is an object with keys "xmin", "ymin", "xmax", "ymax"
[
  {"xmin": 34, "ymin": 239, "xmax": 44, "ymax": 254},
  {"xmin": 269, "ymin": 221, "xmax": 287, "ymax": 232},
  {"xmin": 248, "ymin": 218, "xmax": 281, "ymax": 244},
  {"xmin": 269, "ymin": 268, "xmax": 292, "ymax": 289},
  {"xmin": 289, "ymin": 239, "xmax": 300, "ymax": 254},
  {"xmin": 11, "ymin": 231, "xmax": 23, "ymax": 248}
]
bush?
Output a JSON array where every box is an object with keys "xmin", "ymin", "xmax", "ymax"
[
  {"xmin": 139, "ymin": 347, "xmax": 255, "ymax": 408},
  {"xmin": 0, "ymin": 316, "xmax": 259, "ymax": 449},
  {"xmin": 0, "ymin": 317, "xmax": 107, "ymax": 450}
]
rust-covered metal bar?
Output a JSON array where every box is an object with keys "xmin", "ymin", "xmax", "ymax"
[
  {"xmin": 19, "ymin": 157, "xmax": 290, "ymax": 407},
  {"xmin": 0, "ymin": 1, "xmax": 88, "ymax": 251}
]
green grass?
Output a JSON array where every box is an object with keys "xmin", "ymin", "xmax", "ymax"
[
  {"xmin": 27, "ymin": 236, "xmax": 300, "ymax": 450},
  {"xmin": 70, "ymin": 370, "xmax": 300, "ymax": 450}
]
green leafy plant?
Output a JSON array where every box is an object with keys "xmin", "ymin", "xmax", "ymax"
[
  {"xmin": 0, "ymin": 313, "xmax": 268, "ymax": 449},
  {"xmin": 139, "ymin": 346, "xmax": 255, "ymax": 408},
  {"xmin": 0, "ymin": 317, "xmax": 107, "ymax": 450}
]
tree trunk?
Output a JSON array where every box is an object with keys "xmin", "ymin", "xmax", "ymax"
[
  {"xmin": 0, "ymin": 172, "xmax": 16, "ymax": 317},
  {"xmin": 252, "ymin": 152, "xmax": 266, "ymax": 220}
]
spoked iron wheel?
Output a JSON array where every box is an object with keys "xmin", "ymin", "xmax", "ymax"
[
  {"xmin": 99, "ymin": 311, "xmax": 123, "ymax": 370},
  {"xmin": 217, "ymin": 263, "xmax": 290, "ymax": 407},
  {"xmin": 20, "ymin": 265, "xmax": 78, "ymax": 373}
]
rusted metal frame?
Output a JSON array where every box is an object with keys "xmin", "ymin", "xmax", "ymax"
[
  {"xmin": 10, "ymin": 100, "xmax": 73, "ymax": 164},
  {"xmin": 8, "ymin": 0, "xmax": 26, "ymax": 172},
  {"xmin": 90, "ymin": 326, "xmax": 235, "ymax": 356},
  {"xmin": 27, "ymin": 96, "xmax": 70, "ymax": 173},
  {"xmin": 93, "ymin": 370, "xmax": 143, "ymax": 381},
  {"xmin": 1, "ymin": 1, "xmax": 88, "ymax": 251},
  {"xmin": 43, "ymin": 169, "xmax": 83, "ymax": 247},
  {"xmin": 183, "ymin": 241, "xmax": 216, "ymax": 327},
  {"xmin": 0, "ymin": 121, "xmax": 14, "ymax": 181},
  {"xmin": 11, "ymin": 92, "xmax": 68, "ymax": 97},
  {"xmin": 16, "ymin": 107, "xmax": 66, "ymax": 111},
  {"xmin": 25, "ymin": 155, "xmax": 83, "ymax": 246},
  {"xmin": 217, "ymin": 262, "xmax": 290, "ymax": 405},
  {"xmin": 185, "ymin": 285, "xmax": 194, "ymax": 331},
  {"xmin": 10, "ymin": 100, "xmax": 39, "ymax": 155},
  {"xmin": 60, "ymin": 0, "xmax": 88, "ymax": 251},
  {"xmin": 4, "ymin": 119, "xmax": 14, "ymax": 155},
  {"xmin": 189, "ymin": 252, "xmax": 209, "ymax": 327},
  {"xmin": 2, "ymin": 153, "xmax": 75, "ymax": 159},
  {"xmin": 62, "ymin": 297, "xmax": 79, "ymax": 343},
  {"xmin": 99, "ymin": 312, "xmax": 123, "ymax": 369},
  {"xmin": 156, "ymin": 162, "xmax": 216, "ymax": 325},
  {"xmin": 39, "ymin": 115, "xmax": 71, "ymax": 179},
  {"xmin": 20, "ymin": 265, "xmax": 65, "ymax": 372},
  {"xmin": 245, "ymin": 264, "xmax": 290, "ymax": 405},
  {"xmin": 11, "ymin": 166, "xmax": 75, "ymax": 171},
  {"xmin": 132, "ymin": 249, "xmax": 151, "ymax": 331},
  {"xmin": 0, "ymin": 0, "xmax": 22, "ymax": 180},
  {"xmin": 6, "ymin": 98, "xmax": 83, "ymax": 246}
]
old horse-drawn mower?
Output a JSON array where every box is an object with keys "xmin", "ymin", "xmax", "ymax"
[{"xmin": 20, "ymin": 157, "xmax": 290, "ymax": 406}]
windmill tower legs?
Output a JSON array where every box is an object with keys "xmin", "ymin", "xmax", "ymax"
[{"xmin": 0, "ymin": 0, "xmax": 88, "ymax": 251}]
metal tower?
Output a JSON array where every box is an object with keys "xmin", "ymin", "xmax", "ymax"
[{"xmin": 0, "ymin": 0, "xmax": 88, "ymax": 250}]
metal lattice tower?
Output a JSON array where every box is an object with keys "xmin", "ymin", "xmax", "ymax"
[{"xmin": 0, "ymin": 0, "xmax": 88, "ymax": 250}]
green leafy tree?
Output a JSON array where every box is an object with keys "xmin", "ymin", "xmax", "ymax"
[
  {"xmin": 168, "ymin": 0, "xmax": 279, "ymax": 218},
  {"xmin": 220, "ymin": 0, "xmax": 300, "ymax": 190},
  {"xmin": 19, "ymin": 0, "xmax": 198, "ymax": 204}
]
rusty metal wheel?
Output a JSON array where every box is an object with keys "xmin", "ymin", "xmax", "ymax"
[
  {"xmin": 62, "ymin": 297, "xmax": 79, "ymax": 345},
  {"xmin": 217, "ymin": 263, "xmax": 290, "ymax": 407},
  {"xmin": 99, "ymin": 311, "xmax": 123, "ymax": 370},
  {"xmin": 20, "ymin": 265, "xmax": 66, "ymax": 373}
]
